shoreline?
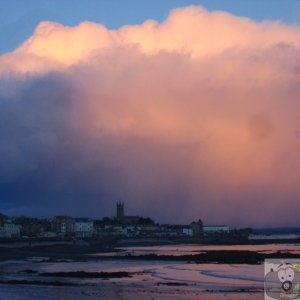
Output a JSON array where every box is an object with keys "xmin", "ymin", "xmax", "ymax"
[
  {"xmin": 0, "ymin": 243, "xmax": 299, "ymax": 264},
  {"xmin": 1, "ymin": 236, "xmax": 300, "ymax": 248}
]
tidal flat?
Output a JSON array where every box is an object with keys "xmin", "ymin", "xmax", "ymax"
[{"xmin": 0, "ymin": 243, "xmax": 300, "ymax": 299}]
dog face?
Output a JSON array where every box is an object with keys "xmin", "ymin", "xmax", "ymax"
[{"xmin": 265, "ymin": 263, "xmax": 300, "ymax": 299}]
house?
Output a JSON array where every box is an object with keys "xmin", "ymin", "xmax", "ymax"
[
  {"xmin": 14, "ymin": 217, "xmax": 51, "ymax": 237},
  {"xmin": 160, "ymin": 224, "xmax": 192, "ymax": 237},
  {"xmin": 74, "ymin": 218, "xmax": 94, "ymax": 238},
  {"xmin": 52, "ymin": 216, "xmax": 75, "ymax": 236},
  {"xmin": 0, "ymin": 222, "xmax": 21, "ymax": 238},
  {"xmin": 182, "ymin": 228, "xmax": 193, "ymax": 236},
  {"xmin": 203, "ymin": 225, "xmax": 230, "ymax": 234}
]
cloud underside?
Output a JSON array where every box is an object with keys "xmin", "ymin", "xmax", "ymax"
[{"xmin": 0, "ymin": 6, "xmax": 300, "ymax": 226}]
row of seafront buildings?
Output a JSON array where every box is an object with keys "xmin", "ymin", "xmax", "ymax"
[
  {"xmin": 52, "ymin": 217, "xmax": 229, "ymax": 239},
  {"xmin": 0, "ymin": 203, "xmax": 230, "ymax": 239},
  {"xmin": 0, "ymin": 215, "xmax": 95, "ymax": 239}
]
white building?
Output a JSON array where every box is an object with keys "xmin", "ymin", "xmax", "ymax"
[
  {"xmin": 182, "ymin": 228, "xmax": 193, "ymax": 236},
  {"xmin": 203, "ymin": 225, "xmax": 230, "ymax": 234},
  {"xmin": 74, "ymin": 219, "xmax": 94, "ymax": 238},
  {"xmin": 0, "ymin": 223, "xmax": 22, "ymax": 238}
]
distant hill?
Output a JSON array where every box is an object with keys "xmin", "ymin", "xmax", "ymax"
[{"xmin": 253, "ymin": 227, "xmax": 300, "ymax": 235}]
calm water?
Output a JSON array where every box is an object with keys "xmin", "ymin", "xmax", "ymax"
[
  {"xmin": 113, "ymin": 243, "xmax": 300, "ymax": 255},
  {"xmin": 1, "ymin": 243, "xmax": 299, "ymax": 300}
]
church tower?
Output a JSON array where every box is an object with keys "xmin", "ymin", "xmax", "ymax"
[{"xmin": 116, "ymin": 202, "xmax": 124, "ymax": 221}]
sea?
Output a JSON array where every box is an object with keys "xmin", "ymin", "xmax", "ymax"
[{"xmin": 1, "ymin": 243, "xmax": 300, "ymax": 300}]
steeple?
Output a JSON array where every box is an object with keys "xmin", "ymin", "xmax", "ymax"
[{"xmin": 116, "ymin": 201, "xmax": 124, "ymax": 221}]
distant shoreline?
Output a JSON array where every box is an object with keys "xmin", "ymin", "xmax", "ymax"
[
  {"xmin": 115, "ymin": 237, "xmax": 300, "ymax": 247},
  {"xmin": 0, "ymin": 240, "xmax": 300, "ymax": 263},
  {"xmin": 1, "ymin": 236, "xmax": 300, "ymax": 248}
]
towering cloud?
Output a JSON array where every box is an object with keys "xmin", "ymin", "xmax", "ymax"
[{"xmin": 0, "ymin": 6, "xmax": 300, "ymax": 226}]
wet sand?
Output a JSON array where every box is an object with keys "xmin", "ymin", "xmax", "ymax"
[{"xmin": 1, "ymin": 243, "xmax": 299, "ymax": 299}]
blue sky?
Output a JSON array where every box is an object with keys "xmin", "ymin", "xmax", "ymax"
[{"xmin": 1, "ymin": 0, "xmax": 300, "ymax": 55}]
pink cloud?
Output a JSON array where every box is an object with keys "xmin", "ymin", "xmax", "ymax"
[{"xmin": 0, "ymin": 6, "xmax": 300, "ymax": 226}]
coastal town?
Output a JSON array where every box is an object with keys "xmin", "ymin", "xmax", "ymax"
[
  {"xmin": 0, "ymin": 202, "xmax": 232, "ymax": 240},
  {"xmin": 1, "ymin": 203, "xmax": 299, "ymax": 243}
]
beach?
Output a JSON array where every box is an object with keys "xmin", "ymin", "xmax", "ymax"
[{"xmin": 1, "ymin": 243, "xmax": 300, "ymax": 299}]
